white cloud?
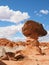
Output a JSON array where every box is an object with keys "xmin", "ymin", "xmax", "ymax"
[
  {"xmin": 8, "ymin": 36, "xmax": 26, "ymax": 42},
  {"xmin": 0, "ymin": 24, "xmax": 23, "ymax": 38},
  {"xmin": 47, "ymin": 31, "xmax": 49, "ymax": 34},
  {"xmin": 0, "ymin": 6, "xmax": 30, "ymax": 23},
  {"xmin": 34, "ymin": 9, "xmax": 49, "ymax": 16},
  {"xmin": 40, "ymin": 10, "xmax": 49, "ymax": 15},
  {"xmin": 42, "ymin": 24, "xmax": 45, "ymax": 27},
  {"xmin": 36, "ymin": 13, "xmax": 42, "ymax": 17}
]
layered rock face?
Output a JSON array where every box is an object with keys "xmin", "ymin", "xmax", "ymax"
[
  {"xmin": 0, "ymin": 38, "xmax": 49, "ymax": 60},
  {"xmin": 0, "ymin": 38, "xmax": 14, "ymax": 47}
]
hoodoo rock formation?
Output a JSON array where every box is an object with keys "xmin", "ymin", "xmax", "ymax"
[{"xmin": 22, "ymin": 20, "xmax": 47, "ymax": 55}]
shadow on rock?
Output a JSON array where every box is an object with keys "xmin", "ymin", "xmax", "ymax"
[{"xmin": 0, "ymin": 61, "xmax": 6, "ymax": 65}]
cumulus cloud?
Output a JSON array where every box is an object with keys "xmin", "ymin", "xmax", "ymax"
[
  {"xmin": 47, "ymin": 31, "xmax": 49, "ymax": 34},
  {"xmin": 8, "ymin": 36, "xmax": 26, "ymax": 42},
  {"xmin": 0, "ymin": 6, "xmax": 30, "ymax": 23},
  {"xmin": 40, "ymin": 10, "xmax": 49, "ymax": 15},
  {"xmin": 34, "ymin": 9, "xmax": 49, "ymax": 16},
  {"xmin": 0, "ymin": 24, "xmax": 23, "ymax": 38}
]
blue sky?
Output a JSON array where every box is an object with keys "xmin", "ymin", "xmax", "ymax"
[{"xmin": 0, "ymin": 0, "xmax": 49, "ymax": 42}]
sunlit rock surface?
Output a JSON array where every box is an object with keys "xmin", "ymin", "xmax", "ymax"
[{"xmin": 0, "ymin": 38, "xmax": 49, "ymax": 65}]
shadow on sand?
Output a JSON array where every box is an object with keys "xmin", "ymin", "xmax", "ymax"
[{"xmin": 0, "ymin": 61, "xmax": 6, "ymax": 65}]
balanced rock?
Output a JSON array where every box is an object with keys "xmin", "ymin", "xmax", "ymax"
[
  {"xmin": 22, "ymin": 20, "xmax": 47, "ymax": 55},
  {"xmin": 22, "ymin": 20, "xmax": 47, "ymax": 39}
]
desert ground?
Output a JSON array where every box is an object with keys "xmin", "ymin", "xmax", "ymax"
[{"xmin": 0, "ymin": 38, "xmax": 49, "ymax": 65}]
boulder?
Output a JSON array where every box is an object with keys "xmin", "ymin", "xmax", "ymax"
[
  {"xmin": 22, "ymin": 20, "xmax": 47, "ymax": 39},
  {"xmin": 14, "ymin": 53, "xmax": 25, "ymax": 61},
  {"xmin": 5, "ymin": 52, "xmax": 15, "ymax": 60}
]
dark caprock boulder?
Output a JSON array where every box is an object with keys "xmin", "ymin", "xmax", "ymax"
[{"xmin": 22, "ymin": 20, "xmax": 47, "ymax": 39}]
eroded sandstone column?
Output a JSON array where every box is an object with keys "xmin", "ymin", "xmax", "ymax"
[{"xmin": 22, "ymin": 20, "xmax": 47, "ymax": 55}]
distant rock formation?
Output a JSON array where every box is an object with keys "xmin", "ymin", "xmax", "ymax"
[{"xmin": 0, "ymin": 38, "xmax": 15, "ymax": 47}]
